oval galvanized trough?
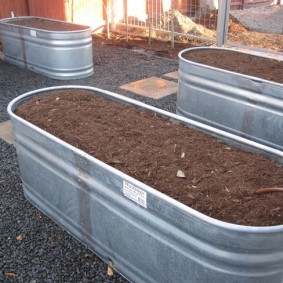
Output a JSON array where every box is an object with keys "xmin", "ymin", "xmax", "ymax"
[
  {"xmin": 7, "ymin": 86, "xmax": 283, "ymax": 283},
  {"xmin": 0, "ymin": 17, "xmax": 93, "ymax": 79},
  {"xmin": 177, "ymin": 47, "xmax": 283, "ymax": 152}
]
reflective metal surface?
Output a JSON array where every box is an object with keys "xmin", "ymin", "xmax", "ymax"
[
  {"xmin": 177, "ymin": 47, "xmax": 283, "ymax": 152},
  {"xmin": 0, "ymin": 17, "xmax": 93, "ymax": 79},
  {"xmin": 8, "ymin": 86, "xmax": 283, "ymax": 283}
]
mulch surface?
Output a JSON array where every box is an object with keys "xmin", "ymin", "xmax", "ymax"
[
  {"xmin": 182, "ymin": 49, "xmax": 283, "ymax": 83},
  {"xmin": 5, "ymin": 14, "xmax": 283, "ymax": 227},
  {"xmin": 16, "ymin": 90, "xmax": 283, "ymax": 226}
]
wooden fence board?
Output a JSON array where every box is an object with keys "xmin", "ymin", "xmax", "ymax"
[
  {"xmin": 28, "ymin": 0, "xmax": 66, "ymax": 20},
  {"xmin": 0, "ymin": 0, "xmax": 29, "ymax": 19}
]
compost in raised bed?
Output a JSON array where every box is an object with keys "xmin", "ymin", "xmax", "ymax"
[{"xmin": 16, "ymin": 90, "xmax": 283, "ymax": 226}]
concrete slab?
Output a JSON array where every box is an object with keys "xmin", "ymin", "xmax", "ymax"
[
  {"xmin": 163, "ymin": 71, "xmax": 179, "ymax": 80},
  {"xmin": 0, "ymin": 120, "xmax": 14, "ymax": 145},
  {"xmin": 120, "ymin": 77, "xmax": 178, "ymax": 99}
]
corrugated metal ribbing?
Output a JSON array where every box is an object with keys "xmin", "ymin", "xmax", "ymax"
[
  {"xmin": 7, "ymin": 85, "xmax": 283, "ymax": 283},
  {"xmin": 0, "ymin": 17, "xmax": 94, "ymax": 79},
  {"xmin": 177, "ymin": 47, "xmax": 283, "ymax": 153}
]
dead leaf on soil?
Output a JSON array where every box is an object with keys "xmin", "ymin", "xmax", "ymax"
[
  {"xmin": 177, "ymin": 170, "xmax": 186, "ymax": 178},
  {"xmin": 107, "ymin": 160, "xmax": 125, "ymax": 165},
  {"xmin": 107, "ymin": 266, "xmax": 114, "ymax": 276},
  {"xmin": 0, "ymin": 179, "xmax": 4, "ymax": 184}
]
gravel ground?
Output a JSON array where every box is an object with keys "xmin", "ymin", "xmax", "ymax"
[
  {"xmin": 230, "ymin": 4, "xmax": 283, "ymax": 34},
  {"xmin": 0, "ymin": 43, "xmax": 178, "ymax": 282},
  {"xmin": 2, "ymin": 5, "xmax": 281, "ymax": 282}
]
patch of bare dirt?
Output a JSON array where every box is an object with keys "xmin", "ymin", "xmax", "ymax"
[
  {"xmin": 93, "ymin": 13, "xmax": 283, "ymax": 59},
  {"xmin": 16, "ymin": 90, "xmax": 283, "ymax": 227},
  {"xmin": 228, "ymin": 30, "xmax": 283, "ymax": 53},
  {"xmin": 93, "ymin": 32, "xmax": 211, "ymax": 60}
]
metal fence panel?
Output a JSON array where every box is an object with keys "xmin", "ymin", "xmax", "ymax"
[
  {"xmin": 110, "ymin": 0, "xmax": 282, "ymax": 51},
  {"xmin": 115, "ymin": 0, "xmax": 220, "ymax": 44}
]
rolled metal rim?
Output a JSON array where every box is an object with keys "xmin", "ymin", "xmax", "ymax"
[
  {"xmin": 7, "ymin": 85, "xmax": 283, "ymax": 232},
  {"xmin": 178, "ymin": 46, "xmax": 283, "ymax": 85},
  {"xmin": 0, "ymin": 16, "xmax": 92, "ymax": 33}
]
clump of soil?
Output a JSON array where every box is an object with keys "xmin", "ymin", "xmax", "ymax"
[
  {"xmin": 7, "ymin": 18, "xmax": 88, "ymax": 31},
  {"xmin": 182, "ymin": 49, "xmax": 283, "ymax": 83},
  {"xmin": 16, "ymin": 90, "xmax": 283, "ymax": 226}
]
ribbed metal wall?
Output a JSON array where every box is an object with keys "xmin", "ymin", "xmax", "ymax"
[{"xmin": 8, "ymin": 85, "xmax": 283, "ymax": 283}]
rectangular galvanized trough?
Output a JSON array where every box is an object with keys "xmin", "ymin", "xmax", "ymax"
[
  {"xmin": 177, "ymin": 47, "xmax": 283, "ymax": 152},
  {"xmin": 8, "ymin": 86, "xmax": 283, "ymax": 283},
  {"xmin": 0, "ymin": 17, "xmax": 93, "ymax": 79}
]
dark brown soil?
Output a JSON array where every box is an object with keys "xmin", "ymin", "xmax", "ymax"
[
  {"xmin": 182, "ymin": 49, "xmax": 283, "ymax": 83},
  {"xmin": 93, "ymin": 28, "xmax": 283, "ymax": 59},
  {"xmin": 16, "ymin": 90, "xmax": 283, "ymax": 227},
  {"xmin": 7, "ymin": 18, "xmax": 88, "ymax": 31}
]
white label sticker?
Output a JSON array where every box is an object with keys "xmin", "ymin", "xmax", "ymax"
[
  {"xmin": 30, "ymin": 30, "xmax": 37, "ymax": 37},
  {"xmin": 123, "ymin": 181, "xmax": 147, "ymax": 208}
]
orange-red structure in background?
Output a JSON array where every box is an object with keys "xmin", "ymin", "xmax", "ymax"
[
  {"xmin": 0, "ymin": 0, "xmax": 104, "ymax": 29},
  {"xmin": 28, "ymin": 0, "xmax": 66, "ymax": 20},
  {"xmin": 28, "ymin": 0, "xmax": 104, "ymax": 28},
  {"xmin": 0, "ymin": 0, "xmax": 29, "ymax": 19},
  {"xmin": 0, "ymin": 0, "xmax": 279, "ymax": 26}
]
